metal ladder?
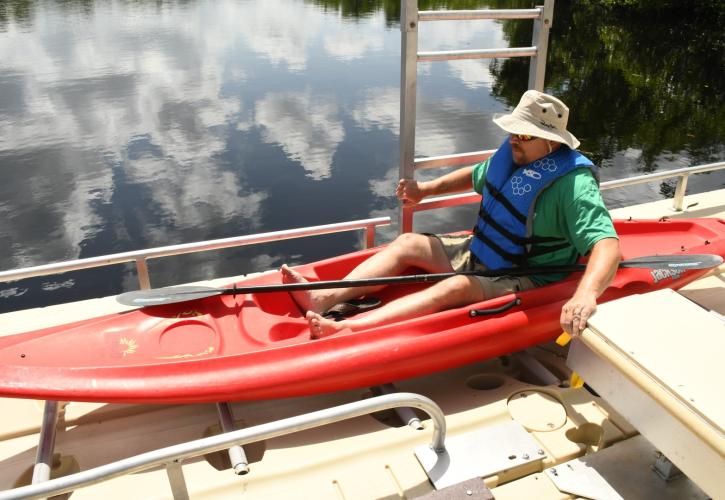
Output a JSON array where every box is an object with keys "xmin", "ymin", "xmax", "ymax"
[{"xmin": 398, "ymin": 0, "xmax": 555, "ymax": 233}]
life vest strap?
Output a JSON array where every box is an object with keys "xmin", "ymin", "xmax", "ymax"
[
  {"xmin": 484, "ymin": 180, "xmax": 527, "ymax": 225},
  {"xmin": 472, "ymin": 226, "xmax": 527, "ymax": 266},
  {"xmin": 472, "ymin": 224, "xmax": 574, "ymax": 264},
  {"xmin": 477, "ymin": 208, "xmax": 566, "ymax": 246},
  {"xmin": 525, "ymin": 241, "xmax": 573, "ymax": 258}
]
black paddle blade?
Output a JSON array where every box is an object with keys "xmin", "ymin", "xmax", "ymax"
[
  {"xmin": 117, "ymin": 286, "xmax": 225, "ymax": 307},
  {"xmin": 620, "ymin": 253, "xmax": 723, "ymax": 270}
]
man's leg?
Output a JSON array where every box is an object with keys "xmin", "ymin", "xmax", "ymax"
[
  {"xmin": 307, "ymin": 274, "xmax": 487, "ymax": 338},
  {"xmin": 282, "ymin": 233, "xmax": 455, "ymax": 314}
]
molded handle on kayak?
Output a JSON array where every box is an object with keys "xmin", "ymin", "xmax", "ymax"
[{"xmin": 469, "ymin": 297, "xmax": 521, "ymax": 317}]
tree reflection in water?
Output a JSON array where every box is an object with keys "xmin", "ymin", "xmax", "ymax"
[
  {"xmin": 310, "ymin": 0, "xmax": 725, "ymax": 173},
  {"xmin": 490, "ymin": 1, "xmax": 724, "ymax": 173}
]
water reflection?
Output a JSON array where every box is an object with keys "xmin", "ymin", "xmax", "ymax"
[
  {"xmin": 491, "ymin": 1, "xmax": 725, "ymax": 172},
  {"xmin": 256, "ymin": 89, "xmax": 344, "ymax": 180},
  {"xmin": 242, "ymin": 0, "xmax": 324, "ymax": 71},
  {"xmin": 323, "ymin": 11, "xmax": 387, "ymax": 61},
  {"xmin": 0, "ymin": 0, "xmax": 722, "ymax": 313}
]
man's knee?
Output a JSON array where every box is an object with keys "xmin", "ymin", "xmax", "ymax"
[
  {"xmin": 390, "ymin": 232, "xmax": 433, "ymax": 256},
  {"xmin": 435, "ymin": 275, "xmax": 484, "ymax": 305},
  {"xmin": 386, "ymin": 233, "xmax": 452, "ymax": 273},
  {"xmin": 391, "ymin": 232, "xmax": 427, "ymax": 246}
]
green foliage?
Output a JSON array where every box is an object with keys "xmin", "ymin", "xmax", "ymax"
[
  {"xmin": 490, "ymin": 0, "xmax": 725, "ymax": 171},
  {"xmin": 0, "ymin": 0, "xmax": 33, "ymax": 27}
]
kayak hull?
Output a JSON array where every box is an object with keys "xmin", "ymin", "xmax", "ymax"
[{"xmin": 1, "ymin": 218, "xmax": 724, "ymax": 403}]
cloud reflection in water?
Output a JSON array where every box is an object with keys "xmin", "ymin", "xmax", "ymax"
[
  {"xmin": 255, "ymin": 89, "xmax": 344, "ymax": 181},
  {"xmin": 0, "ymin": 0, "xmax": 518, "ymax": 310}
]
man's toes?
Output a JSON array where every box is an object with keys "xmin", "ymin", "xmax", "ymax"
[
  {"xmin": 307, "ymin": 311, "xmax": 319, "ymax": 325},
  {"xmin": 281, "ymin": 264, "xmax": 297, "ymax": 283},
  {"xmin": 307, "ymin": 311, "xmax": 322, "ymax": 338}
]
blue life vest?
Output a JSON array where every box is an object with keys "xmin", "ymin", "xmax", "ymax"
[{"xmin": 470, "ymin": 139, "xmax": 595, "ymax": 269}]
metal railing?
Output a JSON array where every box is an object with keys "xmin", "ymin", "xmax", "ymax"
[
  {"xmin": 2, "ymin": 163, "xmax": 720, "ymax": 295},
  {"xmin": 0, "ymin": 393, "xmax": 446, "ymax": 500},
  {"xmin": 0, "ymin": 217, "xmax": 390, "ymax": 291},
  {"xmin": 414, "ymin": 149, "xmax": 496, "ymax": 171},
  {"xmin": 599, "ymin": 161, "xmax": 725, "ymax": 211},
  {"xmin": 398, "ymin": 0, "xmax": 555, "ymax": 233},
  {"xmin": 409, "ymin": 160, "xmax": 725, "ymax": 216}
]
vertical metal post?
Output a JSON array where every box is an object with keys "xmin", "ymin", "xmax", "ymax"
[
  {"xmin": 135, "ymin": 257, "xmax": 151, "ymax": 290},
  {"xmin": 365, "ymin": 225, "xmax": 376, "ymax": 248},
  {"xmin": 672, "ymin": 174, "xmax": 689, "ymax": 211},
  {"xmin": 32, "ymin": 401, "xmax": 60, "ymax": 485},
  {"xmin": 399, "ymin": 0, "xmax": 419, "ymax": 234},
  {"xmin": 165, "ymin": 460, "xmax": 190, "ymax": 500},
  {"xmin": 652, "ymin": 452, "xmax": 683, "ymax": 481},
  {"xmin": 215, "ymin": 403, "xmax": 250, "ymax": 475},
  {"xmin": 528, "ymin": 0, "xmax": 555, "ymax": 91}
]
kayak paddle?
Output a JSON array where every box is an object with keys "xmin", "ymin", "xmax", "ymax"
[{"xmin": 116, "ymin": 253, "xmax": 722, "ymax": 308}]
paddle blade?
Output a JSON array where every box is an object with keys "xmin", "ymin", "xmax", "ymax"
[
  {"xmin": 117, "ymin": 286, "xmax": 225, "ymax": 307},
  {"xmin": 620, "ymin": 254, "xmax": 723, "ymax": 270}
]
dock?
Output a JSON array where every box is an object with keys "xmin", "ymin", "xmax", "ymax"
[{"xmin": 0, "ymin": 189, "xmax": 723, "ymax": 499}]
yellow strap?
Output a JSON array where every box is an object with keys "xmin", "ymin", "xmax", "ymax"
[
  {"xmin": 569, "ymin": 371, "xmax": 585, "ymax": 388},
  {"xmin": 555, "ymin": 331, "xmax": 584, "ymax": 387},
  {"xmin": 556, "ymin": 331, "xmax": 571, "ymax": 346}
]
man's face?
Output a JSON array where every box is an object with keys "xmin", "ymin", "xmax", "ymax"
[{"xmin": 509, "ymin": 134, "xmax": 551, "ymax": 165}]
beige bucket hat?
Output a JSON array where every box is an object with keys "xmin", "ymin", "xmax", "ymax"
[{"xmin": 493, "ymin": 90, "xmax": 580, "ymax": 149}]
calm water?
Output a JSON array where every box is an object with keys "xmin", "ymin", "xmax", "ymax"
[{"xmin": 1, "ymin": 0, "xmax": 723, "ymax": 312}]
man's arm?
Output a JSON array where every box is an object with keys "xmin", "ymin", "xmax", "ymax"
[
  {"xmin": 396, "ymin": 166, "xmax": 474, "ymax": 205},
  {"xmin": 560, "ymin": 237, "xmax": 621, "ymax": 337}
]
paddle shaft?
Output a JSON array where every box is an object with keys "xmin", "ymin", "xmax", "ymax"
[
  {"xmin": 219, "ymin": 265, "xmax": 583, "ymax": 295},
  {"xmin": 181, "ymin": 254, "xmax": 720, "ymax": 296}
]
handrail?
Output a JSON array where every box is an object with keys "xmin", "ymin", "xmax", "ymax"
[
  {"xmin": 0, "ymin": 393, "xmax": 446, "ymax": 500},
  {"xmin": 599, "ymin": 161, "xmax": 725, "ymax": 211},
  {"xmin": 414, "ymin": 149, "xmax": 495, "ymax": 170},
  {"xmin": 409, "ymin": 161, "xmax": 725, "ymax": 214},
  {"xmin": 2, "ymin": 161, "xmax": 720, "ymax": 293},
  {"xmin": 600, "ymin": 161, "xmax": 725, "ymax": 189},
  {"xmin": 0, "ymin": 216, "xmax": 390, "ymax": 290}
]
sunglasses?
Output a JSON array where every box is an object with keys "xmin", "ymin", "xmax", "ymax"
[{"xmin": 512, "ymin": 134, "xmax": 535, "ymax": 142}]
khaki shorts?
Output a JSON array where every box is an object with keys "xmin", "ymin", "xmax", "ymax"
[{"xmin": 429, "ymin": 234, "xmax": 537, "ymax": 299}]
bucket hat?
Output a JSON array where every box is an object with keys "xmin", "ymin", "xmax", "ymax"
[{"xmin": 493, "ymin": 90, "xmax": 580, "ymax": 149}]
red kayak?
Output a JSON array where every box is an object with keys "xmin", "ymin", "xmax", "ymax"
[{"xmin": 1, "ymin": 218, "xmax": 724, "ymax": 404}]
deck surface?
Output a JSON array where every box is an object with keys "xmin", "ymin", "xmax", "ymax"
[
  {"xmin": 0, "ymin": 189, "xmax": 722, "ymax": 499},
  {"xmin": 572, "ymin": 289, "xmax": 724, "ymax": 499}
]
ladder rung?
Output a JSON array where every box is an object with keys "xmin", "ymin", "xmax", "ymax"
[
  {"xmin": 419, "ymin": 9, "xmax": 541, "ymax": 21},
  {"xmin": 417, "ymin": 47, "xmax": 537, "ymax": 62}
]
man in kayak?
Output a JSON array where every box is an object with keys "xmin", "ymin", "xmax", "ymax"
[{"xmin": 283, "ymin": 90, "xmax": 621, "ymax": 339}]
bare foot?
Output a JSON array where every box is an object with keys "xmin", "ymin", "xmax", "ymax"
[
  {"xmin": 280, "ymin": 264, "xmax": 329, "ymax": 314},
  {"xmin": 307, "ymin": 311, "xmax": 349, "ymax": 339}
]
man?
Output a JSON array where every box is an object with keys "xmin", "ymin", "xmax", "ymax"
[{"xmin": 283, "ymin": 90, "xmax": 621, "ymax": 339}]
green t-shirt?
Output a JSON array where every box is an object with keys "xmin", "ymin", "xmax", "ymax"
[{"xmin": 472, "ymin": 158, "xmax": 618, "ymax": 285}]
